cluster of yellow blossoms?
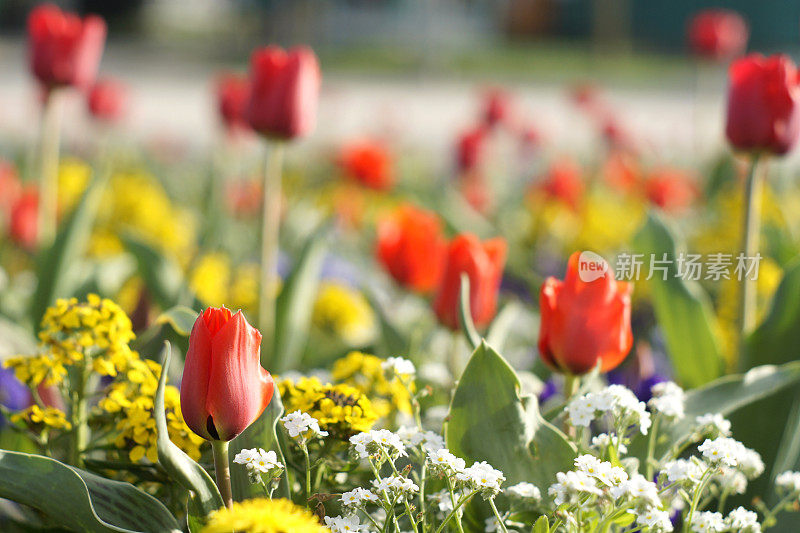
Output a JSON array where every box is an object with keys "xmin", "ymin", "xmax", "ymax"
[
  {"xmin": 99, "ymin": 357, "xmax": 204, "ymax": 463},
  {"xmin": 312, "ymin": 282, "xmax": 375, "ymax": 345},
  {"xmin": 332, "ymin": 351, "xmax": 412, "ymax": 417},
  {"xmin": 189, "ymin": 253, "xmax": 262, "ymax": 313},
  {"xmin": 11, "ymin": 405, "xmax": 72, "ymax": 431},
  {"xmin": 279, "ymin": 376, "xmax": 378, "ymax": 439},
  {"xmin": 202, "ymin": 498, "xmax": 327, "ymax": 533}
]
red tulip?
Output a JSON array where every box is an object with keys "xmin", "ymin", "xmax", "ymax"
[
  {"xmin": 539, "ymin": 251, "xmax": 633, "ymax": 375},
  {"xmin": 645, "ymin": 168, "xmax": 697, "ymax": 213},
  {"xmin": 688, "ymin": 9, "xmax": 748, "ymax": 61},
  {"xmin": 216, "ymin": 73, "xmax": 251, "ymax": 133},
  {"xmin": 602, "ymin": 151, "xmax": 640, "ymax": 193},
  {"xmin": 337, "ymin": 140, "xmax": 394, "ymax": 190},
  {"xmin": 245, "ymin": 46, "xmax": 320, "ymax": 140},
  {"xmin": 376, "ymin": 204, "xmax": 446, "ymax": 293},
  {"xmin": 27, "ymin": 4, "xmax": 106, "ymax": 91},
  {"xmin": 9, "ymin": 188, "xmax": 38, "ymax": 250},
  {"xmin": 482, "ymin": 88, "xmax": 510, "ymax": 129},
  {"xmin": 725, "ymin": 54, "xmax": 800, "ymax": 156},
  {"xmin": 461, "ymin": 175, "xmax": 491, "ymax": 214},
  {"xmin": 455, "ymin": 126, "xmax": 487, "ymax": 174},
  {"xmin": 87, "ymin": 78, "xmax": 127, "ymax": 123},
  {"xmin": 0, "ymin": 161, "xmax": 22, "ymax": 213},
  {"xmin": 180, "ymin": 307, "xmax": 274, "ymax": 441},
  {"xmin": 538, "ymin": 158, "xmax": 584, "ymax": 210},
  {"xmin": 433, "ymin": 234, "xmax": 506, "ymax": 330}
]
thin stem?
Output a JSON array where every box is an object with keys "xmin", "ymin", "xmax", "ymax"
[
  {"xmin": 737, "ymin": 153, "xmax": 762, "ymax": 369},
  {"xmin": 488, "ymin": 497, "xmax": 510, "ymax": 533},
  {"xmin": 37, "ymin": 89, "xmax": 63, "ymax": 249},
  {"xmin": 445, "ymin": 476, "xmax": 466, "ymax": 533},
  {"xmin": 683, "ymin": 469, "xmax": 713, "ymax": 533},
  {"xmin": 645, "ymin": 415, "xmax": 661, "ymax": 480},
  {"xmin": 564, "ymin": 374, "xmax": 580, "ymax": 401},
  {"xmin": 258, "ymin": 141, "xmax": 284, "ymax": 365},
  {"xmin": 434, "ymin": 490, "xmax": 477, "ymax": 533},
  {"xmin": 301, "ymin": 442, "xmax": 312, "ymax": 506},
  {"xmin": 69, "ymin": 360, "xmax": 89, "ymax": 467},
  {"xmin": 211, "ymin": 440, "xmax": 233, "ymax": 509}
]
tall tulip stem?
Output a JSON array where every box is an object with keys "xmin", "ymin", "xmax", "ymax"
[
  {"xmin": 737, "ymin": 154, "xmax": 762, "ymax": 368},
  {"xmin": 211, "ymin": 440, "xmax": 233, "ymax": 508},
  {"xmin": 37, "ymin": 88, "xmax": 64, "ymax": 249},
  {"xmin": 259, "ymin": 141, "xmax": 284, "ymax": 363}
]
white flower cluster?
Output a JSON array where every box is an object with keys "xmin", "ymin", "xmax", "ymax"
[
  {"xmin": 776, "ymin": 471, "xmax": 800, "ymax": 496},
  {"xmin": 381, "ymin": 356, "xmax": 416, "ymax": 379},
  {"xmin": 567, "ymin": 385, "xmax": 651, "ymax": 435},
  {"xmin": 397, "ymin": 426, "xmax": 446, "ymax": 453},
  {"xmin": 427, "ymin": 448, "xmax": 466, "ymax": 475},
  {"xmin": 648, "ymin": 381, "xmax": 685, "ymax": 419},
  {"xmin": 340, "ymin": 487, "xmax": 379, "ymax": 509},
  {"xmin": 280, "ymin": 410, "xmax": 328, "ymax": 439},
  {"xmin": 690, "ymin": 508, "xmax": 761, "ymax": 533},
  {"xmin": 324, "ymin": 514, "xmax": 369, "ymax": 533},
  {"xmin": 591, "ymin": 433, "xmax": 627, "ymax": 454},
  {"xmin": 631, "ymin": 507, "xmax": 674, "ymax": 532},
  {"xmin": 695, "ymin": 413, "xmax": 732, "ymax": 438},
  {"xmin": 349, "ymin": 429, "xmax": 407, "ymax": 460},
  {"xmin": 698, "ymin": 438, "xmax": 752, "ymax": 468},
  {"xmin": 232, "ymin": 448, "xmax": 283, "ymax": 476},
  {"xmin": 662, "ymin": 457, "xmax": 705, "ymax": 486},
  {"xmin": 505, "ymin": 482, "xmax": 542, "ymax": 501},
  {"xmin": 455, "ymin": 461, "xmax": 506, "ymax": 498},
  {"xmin": 373, "ymin": 475, "xmax": 419, "ymax": 498}
]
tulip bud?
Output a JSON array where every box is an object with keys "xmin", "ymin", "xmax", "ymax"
[
  {"xmin": 180, "ymin": 307, "xmax": 274, "ymax": 441},
  {"xmin": 376, "ymin": 203, "xmax": 446, "ymax": 293},
  {"xmin": 644, "ymin": 168, "xmax": 697, "ymax": 214},
  {"xmin": 433, "ymin": 234, "xmax": 506, "ymax": 330},
  {"xmin": 725, "ymin": 54, "xmax": 800, "ymax": 156},
  {"xmin": 538, "ymin": 158, "xmax": 584, "ymax": 210},
  {"xmin": 0, "ymin": 161, "xmax": 22, "ymax": 213},
  {"xmin": 538, "ymin": 251, "xmax": 633, "ymax": 375},
  {"xmin": 687, "ymin": 9, "xmax": 748, "ymax": 61},
  {"xmin": 216, "ymin": 73, "xmax": 251, "ymax": 134},
  {"xmin": 27, "ymin": 4, "xmax": 106, "ymax": 91},
  {"xmin": 455, "ymin": 126, "xmax": 487, "ymax": 175},
  {"xmin": 337, "ymin": 140, "xmax": 394, "ymax": 190},
  {"xmin": 482, "ymin": 88, "xmax": 511, "ymax": 129},
  {"xmin": 9, "ymin": 188, "xmax": 39, "ymax": 250},
  {"xmin": 87, "ymin": 78, "xmax": 127, "ymax": 123},
  {"xmin": 245, "ymin": 46, "xmax": 320, "ymax": 140}
]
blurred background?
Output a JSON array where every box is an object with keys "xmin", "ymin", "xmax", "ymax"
[{"xmin": 2, "ymin": 0, "xmax": 800, "ymax": 157}]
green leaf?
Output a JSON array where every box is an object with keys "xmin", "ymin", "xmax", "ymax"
[
  {"xmin": 229, "ymin": 393, "xmax": 286, "ymax": 502},
  {"xmin": 0, "ymin": 450, "xmax": 179, "ymax": 532},
  {"xmin": 156, "ymin": 306, "xmax": 199, "ymax": 337},
  {"xmin": 270, "ymin": 226, "xmax": 328, "ymax": 372},
  {"xmin": 154, "ymin": 342, "xmax": 224, "ymax": 519},
  {"xmin": 532, "ymin": 515, "xmax": 550, "ymax": 533},
  {"xmin": 30, "ymin": 173, "xmax": 107, "ymax": 330},
  {"xmin": 445, "ymin": 341, "xmax": 576, "ymax": 493},
  {"xmin": 485, "ymin": 302, "xmax": 521, "ymax": 353},
  {"xmin": 0, "ymin": 316, "xmax": 37, "ymax": 358},
  {"xmin": 632, "ymin": 212, "xmax": 724, "ymax": 388},
  {"xmin": 122, "ymin": 235, "xmax": 199, "ymax": 311},
  {"xmin": 458, "ymin": 273, "xmax": 481, "ymax": 350}
]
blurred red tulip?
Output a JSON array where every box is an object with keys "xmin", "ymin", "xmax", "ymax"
[
  {"xmin": 482, "ymin": 88, "xmax": 510, "ymax": 129},
  {"xmin": 645, "ymin": 168, "xmax": 697, "ymax": 213},
  {"xmin": 433, "ymin": 234, "xmax": 506, "ymax": 330},
  {"xmin": 87, "ymin": 78, "xmax": 127, "ymax": 123},
  {"xmin": 216, "ymin": 73, "xmax": 251, "ymax": 133},
  {"xmin": 725, "ymin": 54, "xmax": 800, "ymax": 156},
  {"xmin": 519, "ymin": 124, "xmax": 542, "ymax": 150},
  {"xmin": 602, "ymin": 151, "xmax": 640, "ymax": 193},
  {"xmin": 0, "ymin": 161, "xmax": 22, "ymax": 213},
  {"xmin": 9, "ymin": 188, "xmax": 38, "ymax": 250},
  {"xmin": 180, "ymin": 307, "xmax": 274, "ymax": 441},
  {"xmin": 462, "ymin": 175, "xmax": 491, "ymax": 214},
  {"xmin": 246, "ymin": 46, "xmax": 320, "ymax": 140},
  {"xmin": 27, "ymin": 4, "xmax": 106, "ymax": 91},
  {"xmin": 337, "ymin": 140, "xmax": 394, "ymax": 190},
  {"xmin": 455, "ymin": 126, "xmax": 487, "ymax": 174},
  {"xmin": 225, "ymin": 179, "xmax": 262, "ymax": 217},
  {"xmin": 688, "ymin": 9, "xmax": 748, "ymax": 61},
  {"xmin": 539, "ymin": 251, "xmax": 633, "ymax": 375},
  {"xmin": 538, "ymin": 158, "xmax": 584, "ymax": 210},
  {"xmin": 376, "ymin": 204, "xmax": 446, "ymax": 293}
]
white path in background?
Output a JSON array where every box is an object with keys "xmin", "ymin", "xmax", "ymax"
[{"xmin": 0, "ymin": 39, "xmax": 751, "ymax": 163}]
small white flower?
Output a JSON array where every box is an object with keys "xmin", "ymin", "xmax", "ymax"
[
  {"xmin": 427, "ymin": 490, "xmax": 455, "ymax": 515},
  {"xmin": 615, "ymin": 474, "xmax": 660, "ymax": 507},
  {"xmin": 738, "ymin": 448, "xmax": 765, "ymax": 480},
  {"xmin": 398, "ymin": 426, "xmax": 446, "ymax": 452},
  {"xmin": 591, "ymin": 433, "xmax": 627, "ymax": 454},
  {"xmin": 695, "ymin": 413, "xmax": 732, "ymax": 437},
  {"xmin": 698, "ymin": 438, "xmax": 746, "ymax": 467},
  {"xmin": 232, "ymin": 448, "xmax": 259, "ymax": 466},
  {"xmin": 505, "ymin": 482, "xmax": 541, "ymax": 500},
  {"xmin": 382, "ymin": 357, "xmax": 416, "ymax": 378},
  {"xmin": 340, "ymin": 487, "xmax": 378, "ymax": 508},
  {"xmin": 567, "ymin": 394, "xmax": 597, "ymax": 427},
  {"xmin": 372, "ymin": 475, "xmax": 419, "ymax": 496},
  {"xmin": 691, "ymin": 511, "xmax": 725, "ymax": 533},
  {"xmin": 456, "ymin": 461, "xmax": 505, "ymax": 496},
  {"xmin": 775, "ymin": 471, "xmax": 800, "ymax": 495},
  {"xmin": 726, "ymin": 506, "xmax": 761, "ymax": 533},
  {"xmin": 280, "ymin": 410, "xmax": 328, "ymax": 439},
  {"xmin": 548, "ymin": 470, "xmax": 601, "ymax": 505},
  {"xmin": 349, "ymin": 430, "xmax": 406, "ymax": 459},
  {"xmin": 250, "ymin": 449, "xmax": 282, "ymax": 474},
  {"xmin": 633, "ymin": 507, "xmax": 674, "ymax": 532},
  {"xmin": 427, "ymin": 448, "xmax": 466, "ymax": 474},
  {"xmin": 484, "ymin": 515, "xmax": 503, "ymax": 532},
  {"xmin": 663, "ymin": 458, "xmax": 705, "ymax": 485},
  {"xmin": 324, "ymin": 514, "xmax": 369, "ymax": 533},
  {"xmin": 712, "ymin": 467, "xmax": 748, "ymax": 495},
  {"xmin": 649, "ymin": 381, "xmax": 685, "ymax": 419}
]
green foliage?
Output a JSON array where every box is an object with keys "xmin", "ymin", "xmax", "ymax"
[
  {"xmin": 458, "ymin": 273, "xmax": 481, "ymax": 349},
  {"xmin": 155, "ymin": 306, "xmax": 199, "ymax": 337}
]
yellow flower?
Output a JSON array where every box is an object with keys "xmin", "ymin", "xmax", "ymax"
[
  {"xmin": 279, "ymin": 377, "xmax": 378, "ymax": 439},
  {"xmin": 58, "ymin": 158, "xmax": 92, "ymax": 214},
  {"xmin": 202, "ymin": 498, "xmax": 328, "ymax": 533},
  {"xmin": 4, "ymin": 354, "xmax": 67, "ymax": 387},
  {"xmin": 12, "ymin": 405, "xmax": 72, "ymax": 431},
  {"xmin": 312, "ymin": 282, "xmax": 375, "ymax": 345},
  {"xmin": 189, "ymin": 253, "xmax": 231, "ymax": 307},
  {"xmin": 230, "ymin": 263, "xmax": 260, "ymax": 313},
  {"xmin": 331, "ymin": 351, "xmax": 413, "ymax": 417}
]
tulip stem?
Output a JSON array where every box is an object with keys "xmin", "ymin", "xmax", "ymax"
[
  {"xmin": 211, "ymin": 440, "xmax": 233, "ymax": 508},
  {"xmin": 259, "ymin": 141, "xmax": 284, "ymax": 365},
  {"xmin": 564, "ymin": 374, "xmax": 580, "ymax": 401},
  {"xmin": 737, "ymin": 153, "xmax": 762, "ymax": 369},
  {"xmin": 37, "ymin": 88, "xmax": 64, "ymax": 249}
]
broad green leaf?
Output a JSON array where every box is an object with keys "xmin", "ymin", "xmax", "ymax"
[
  {"xmin": 0, "ymin": 450, "xmax": 179, "ymax": 532},
  {"xmin": 229, "ymin": 394, "xmax": 286, "ymax": 502},
  {"xmin": 156, "ymin": 306, "xmax": 199, "ymax": 337},
  {"xmin": 270, "ymin": 226, "xmax": 328, "ymax": 372},
  {"xmin": 445, "ymin": 342, "xmax": 576, "ymax": 493},
  {"xmin": 155, "ymin": 342, "xmax": 224, "ymax": 519},
  {"xmin": 533, "ymin": 515, "xmax": 550, "ymax": 533},
  {"xmin": 458, "ymin": 273, "xmax": 481, "ymax": 350},
  {"xmin": 632, "ymin": 212, "xmax": 724, "ymax": 387},
  {"xmin": 31, "ymin": 173, "xmax": 107, "ymax": 330}
]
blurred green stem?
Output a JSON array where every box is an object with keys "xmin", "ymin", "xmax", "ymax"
[
  {"xmin": 69, "ymin": 360, "xmax": 89, "ymax": 468},
  {"xmin": 211, "ymin": 440, "xmax": 233, "ymax": 508},
  {"xmin": 37, "ymin": 89, "xmax": 64, "ymax": 249},
  {"xmin": 737, "ymin": 154, "xmax": 762, "ymax": 369},
  {"xmin": 259, "ymin": 141, "xmax": 284, "ymax": 361}
]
